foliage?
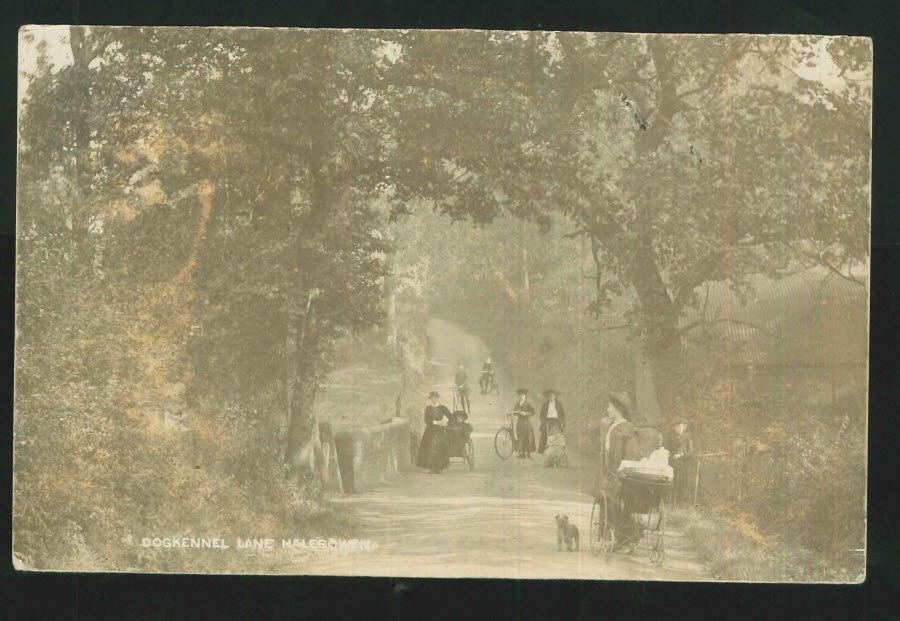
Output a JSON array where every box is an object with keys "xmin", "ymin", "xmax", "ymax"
[
  {"xmin": 374, "ymin": 33, "xmax": 872, "ymax": 357},
  {"xmin": 666, "ymin": 339, "xmax": 867, "ymax": 580},
  {"xmin": 14, "ymin": 28, "xmax": 871, "ymax": 575},
  {"xmin": 15, "ymin": 27, "xmax": 393, "ymax": 569}
]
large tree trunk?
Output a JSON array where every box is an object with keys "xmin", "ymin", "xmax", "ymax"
[
  {"xmin": 282, "ymin": 86, "xmax": 332, "ymax": 484},
  {"xmin": 283, "ymin": 287, "xmax": 325, "ymax": 485},
  {"xmin": 516, "ymin": 219, "xmax": 535, "ymax": 367},
  {"xmin": 284, "ymin": 377, "xmax": 323, "ymax": 484},
  {"xmin": 629, "ymin": 247, "xmax": 685, "ymax": 428},
  {"xmin": 623, "ymin": 36, "xmax": 686, "ymax": 428}
]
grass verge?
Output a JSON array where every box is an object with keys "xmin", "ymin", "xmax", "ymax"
[{"xmin": 668, "ymin": 507, "xmax": 863, "ymax": 583}]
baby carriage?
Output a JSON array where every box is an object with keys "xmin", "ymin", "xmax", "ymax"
[
  {"xmin": 590, "ymin": 424, "xmax": 671, "ymax": 565},
  {"xmin": 446, "ymin": 410, "xmax": 475, "ymax": 471},
  {"xmin": 544, "ymin": 431, "xmax": 568, "ymax": 467}
]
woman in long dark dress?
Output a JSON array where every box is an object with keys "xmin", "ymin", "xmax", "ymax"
[
  {"xmin": 598, "ymin": 392, "xmax": 644, "ymax": 547},
  {"xmin": 538, "ymin": 389, "xmax": 566, "ymax": 455},
  {"xmin": 416, "ymin": 391, "xmax": 451, "ymax": 473},
  {"xmin": 512, "ymin": 388, "xmax": 537, "ymax": 458}
]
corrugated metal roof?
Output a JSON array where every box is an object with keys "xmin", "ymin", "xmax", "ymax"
[{"xmin": 678, "ymin": 267, "xmax": 868, "ymax": 364}]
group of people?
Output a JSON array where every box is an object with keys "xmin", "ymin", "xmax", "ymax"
[
  {"xmin": 507, "ymin": 387, "xmax": 566, "ymax": 459},
  {"xmin": 414, "ymin": 359, "xmax": 485, "ymax": 473},
  {"xmin": 597, "ymin": 390, "xmax": 695, "ymax": 548},
  {"xmin": 415, "ymin": 390, "xmax": 470, "ymax": 474},
  {"xmin": 420, "ymin": 356, "xmax": 694, "ymax": 498},
  {"xmin": 450, "ymin": 357, "xmax": 498, "ymax": 418}
]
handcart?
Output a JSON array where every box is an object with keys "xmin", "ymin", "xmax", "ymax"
[{"xmin": 446, "ymin": 409, "xmax": 475, "ymax": 471}]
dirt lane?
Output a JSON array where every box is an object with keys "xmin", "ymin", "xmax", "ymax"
[{"xmin": 301, "ymin": 318, "xmax": 708, "ymax": 580}]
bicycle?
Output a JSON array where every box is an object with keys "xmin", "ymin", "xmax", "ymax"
[
  {"xmin": 479, "ymin": 370, "xmax": 500, "ymax": 395},
  {"xmin": 451, "ymin": 385, "xmax": 471, "ymax": 415},
  {"xmin": 494, "ymin": 411, "xmax": 524, "ymax": 460}
]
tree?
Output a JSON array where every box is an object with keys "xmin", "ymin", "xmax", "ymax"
[
  {"xmin": 362, "ymin": 32, "xmax": 872, "ymax": 422},
  {"xmin": 15, "ymin": 27, "xmax": 396, "ymax": 565}
]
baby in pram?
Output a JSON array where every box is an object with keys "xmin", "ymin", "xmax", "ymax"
[
  {"xmin": 544, "ymin": 431, "xmax": 567, "ymax": 467},
  {"xmin": 446, "ymin": 409, "xmax": 474, "ymax": 456}
]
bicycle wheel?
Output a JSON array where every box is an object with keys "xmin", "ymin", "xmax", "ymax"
[
  {"xmin": 466, "ymin": 439, "xmax": 475, "ymax": 471},
  {"xmin": 494, "ymin": 428, "xmax": 514, "ymax": 460}
]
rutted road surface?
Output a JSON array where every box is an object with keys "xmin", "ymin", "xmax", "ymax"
[{"xmin": 302, "ymin": 318, "xmax": 707, "ymax": 580}]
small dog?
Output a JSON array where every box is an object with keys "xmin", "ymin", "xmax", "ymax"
[{"xmin": 556, "ymin": 514, "xmax": 580, "ymax": 551}]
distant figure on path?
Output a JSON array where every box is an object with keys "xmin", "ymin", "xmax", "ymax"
[
  {"xmin": 455, "ymin": 364, "xmax": 471, "ymax": 414},
  {"xmin": 666, "ymin": 420, "xmax": 694, "ymax": 506},
  {"xmin": 416, "ymin": 391, "xmax": 451, "ymax": 473},
  {"xmin": 479, "ymin": 357, "xmax": 495, "ymax": 394},
  {"xmin": 538, "ymin": 389, "xmax": 566, "ymax": 455},
  {"xmin": 512, "ymin": 388, "xmax": 536, "ymax": 458}
]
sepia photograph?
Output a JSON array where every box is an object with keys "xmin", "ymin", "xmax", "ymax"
[{"xmin": 14, "ymin": 26, "xmax": 872, "ymax": 582}]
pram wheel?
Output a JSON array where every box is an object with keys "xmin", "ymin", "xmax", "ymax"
[
  {"xmin": 590, "ymin": 493, "xmax": 615, "ymax": 560},
  {"xmin": 647, "ymin": 499, "xmax": 666, "ymax": 566}
]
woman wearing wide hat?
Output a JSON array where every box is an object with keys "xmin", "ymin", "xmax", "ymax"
[
  {"xmin": 597, "ymin": 391, "xmax": 644, "ymax": 547},
  {"xmin": 511, "ymin": 388, "xmax": 537, "ymax": 458},
  {"xmin": 416, "ymin": 391, "xmax": 451, "ymax": 473},
  {"xmin": 538, "ymin": 389, "xmax": 566, "ymax": 455}
]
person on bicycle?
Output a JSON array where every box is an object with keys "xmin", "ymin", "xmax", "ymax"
[
  {"xmin": 454, "ymin": 363, "xmax": 471, "ymax": 414},
  {"xmin": 480, "ymin": 357, "xmax": 494, "ymax": 394}
]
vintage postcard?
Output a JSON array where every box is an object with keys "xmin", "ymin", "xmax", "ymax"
[{"xmin": 14, "ymin": 27, "xmax": 871, "ymax": 581}]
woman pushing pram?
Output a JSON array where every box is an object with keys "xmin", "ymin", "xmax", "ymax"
[{"xmin": 590, "ymin": 391, "xmax": 669, "ymax": 562}]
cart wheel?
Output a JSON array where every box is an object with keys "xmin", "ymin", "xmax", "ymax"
[
  {"xmin": 647, "ymin": 500, "xmax": 666, "ymax": 566},
  {"xmin": 466, "ymin": 439, "xmax": 475, "ymax": 471},
  {"xmin": 590, "ymin": 494, "xmax": 615, "ymax": 559},
  {"xmin": 494, "ymin": 428, "xmax": 514, "ymax": 460}
]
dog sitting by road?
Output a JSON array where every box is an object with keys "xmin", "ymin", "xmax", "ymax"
[{"xmin": 555, "ymin": 514, "xmax": 580, "ymax": 551}]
